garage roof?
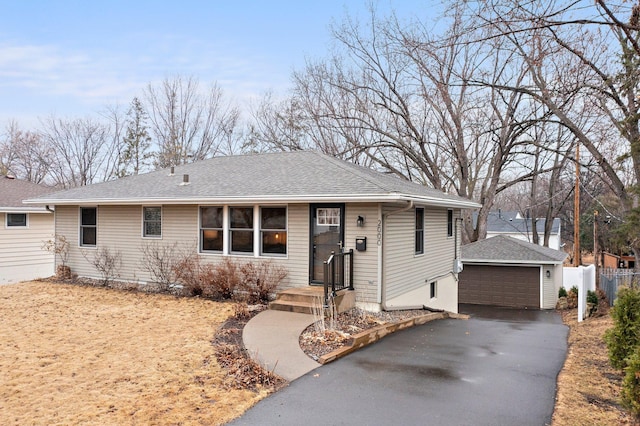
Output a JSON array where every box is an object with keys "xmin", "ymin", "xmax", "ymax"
[{"xmin": 461, "ymin": 235, "xmax": 568, "ymax": 265}]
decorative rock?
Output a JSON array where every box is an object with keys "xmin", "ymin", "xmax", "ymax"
[{"xmin": 556, "ymin": 296, "xmax": 568, "ymax": 310}]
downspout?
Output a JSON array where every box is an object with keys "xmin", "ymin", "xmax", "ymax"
[{"xmin": 381, "ymin": 200, "xmax": 422, "ymax": 311}]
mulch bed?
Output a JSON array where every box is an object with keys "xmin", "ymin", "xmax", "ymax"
[
  {"xmin": 211, "ymin": 304, "xmax": 288, "ymax": 392},
  {"xmin": 299, "ymin": 308, "xmax": 435, "ymax": 361}
]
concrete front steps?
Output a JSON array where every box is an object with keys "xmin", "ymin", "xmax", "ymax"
[{"xmin": 269, "ymin": 286, "xmax": 355, "ymax": 315}]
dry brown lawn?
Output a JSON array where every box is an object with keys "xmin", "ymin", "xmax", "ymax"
[
  {"xmin": 0, "ymin": 281, "xmax": 267, "ymax": 425},
  {"xmin": 552, "ymin": 307, "xmax": 634, "ymax": 425}
]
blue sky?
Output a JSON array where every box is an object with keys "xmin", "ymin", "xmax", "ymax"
[{"xmin": 0, "ymin": 0, "xmax": 436, "ymax": 128}]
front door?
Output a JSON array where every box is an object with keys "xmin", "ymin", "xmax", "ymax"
[{"xmin": 310, "ymin": 204, "xmax": 345, "ymax": 284}]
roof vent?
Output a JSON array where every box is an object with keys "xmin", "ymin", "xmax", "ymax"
[
  {"xmin": 180, "ymin": 174, "xmax": 190, "ymax": 186},
  {"xmin": 168, "ymin": 166, "xmax": 175, "ymax": 176},
  {"xmin": 5, "ymin": 175, "xmax": 15, "ymax": 180}
]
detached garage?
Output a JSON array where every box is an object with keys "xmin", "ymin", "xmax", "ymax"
[{"xmin": 459, "ymin": 235, "xmax": 567, "ymax": 309}]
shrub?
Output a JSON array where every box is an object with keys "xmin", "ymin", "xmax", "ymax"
[
  {"xmin": 558, "ymin": 287, "xmax": 568, "ymax": 298},
  {"xmin": 570, "ymin": 286, "xmax": 579, "ymax": 296},
  {"xmin": 587, "ymin": 290, "xmax": 598, "ymax": 305},
  {"xmin": 239, "ymin": 261, "xmax": 288, "ymax": 303},
  {"xmin": 622, "ymin": 346, "xmax": 640, "ymax": 416},
  {"xmin": 81, "ymin": 247, "xmax": 122, "ymax": 286},
  {"xmin": 605, "ymin": 286, "xmax": 640, "ymax": 370},
  {"xmin": 209, "ymin": 258, "xmax": 242, "ymax": 300},
  {"xmin": 174, "ymin": 254, "xmax": 209, "ymax": 297},
  {"xmin": 42, "ymin": 234, "xmax": 70, "ymax": 267}
]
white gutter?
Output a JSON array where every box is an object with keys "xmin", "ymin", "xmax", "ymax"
[
  {"xmin": 24, "ymin": 193, "xmax": 482, "ymax": 209},
  {"xmin": 462, "ymin": 260, "xmax": 566, "ymax": 265},
  {"xmin": 0, "ymin": 207, "xmax": 52, "ymax": 213}
]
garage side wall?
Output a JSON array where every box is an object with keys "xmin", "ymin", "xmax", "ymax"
[{"xmin": 0, "ymin": 212, "xmax": 54, "ymax": 283}]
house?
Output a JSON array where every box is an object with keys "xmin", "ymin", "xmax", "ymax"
[
  {"xmin": 478, "ymin": 210, "xmax": 562, "ymax": 250},
  {"xmin": 0, "ymin": 176, "xmax": 55, "ymax": 284},
  {"xmin": 25, "ymin": 151, "xmax": 480, "ymax": 313},
  {"xmin": 459, "ymin": 235, "xmax": 568, "ymax": 309}
]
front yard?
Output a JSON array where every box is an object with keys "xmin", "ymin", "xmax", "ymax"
[
  {"xmin": 0, "ymin": 281, "xmax": 266, "ymax": 425},
  {"xmin": 0, "ymin": 280, "xmax": 635, "ymax": 425}
]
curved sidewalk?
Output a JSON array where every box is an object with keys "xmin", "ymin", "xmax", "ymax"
[{"xmin": 243, "ymin": 310, "xmax": 321, "ymax": 381}]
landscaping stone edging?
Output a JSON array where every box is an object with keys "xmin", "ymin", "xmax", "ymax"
[{"xmin": 317, "ymin": 311, "xmax": 469, "ymax": 364}]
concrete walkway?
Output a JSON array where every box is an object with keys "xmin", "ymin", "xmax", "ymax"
[{"xmin": 243, "ymin": 310, "xmax": 321, "ymax": 381}]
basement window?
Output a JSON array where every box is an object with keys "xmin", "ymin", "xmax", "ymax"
[{"xmin": 430, "ymin": 281, "xmax": 437, "ymax": 299}]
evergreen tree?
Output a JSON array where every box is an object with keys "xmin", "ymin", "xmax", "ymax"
[{"xmin": 120, "ymin": 97, "xmax": 152, "ymax": 176}]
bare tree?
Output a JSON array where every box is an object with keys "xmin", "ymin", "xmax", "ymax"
[
  {"xmin": 459, "ymin": 0, "xmax": 640, "ymax": 259},
  {"xmin": 144, "ymin": 75, "xmax": 240, "ymax": 168},
  {"xmin": 40, "ymin": 116, "xmax": 116, "ymax": 188},
  {"xmin": 0, "ymin": 120, "xmax": 52, "ymax": 183}
]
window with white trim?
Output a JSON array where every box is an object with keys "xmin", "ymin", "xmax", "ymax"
[
  {"xmin": 200, "ymin": 206, "xmax": 223, "ymax": 252},
  {"xmin": 261, "ymin": 207, "xmax": 287, "ymax": 255},
  {"xmin": 80, "ymin": 207, "xmax": 97, "ymax": 247},
  {"xmin": 430, "ymin": 281, "xmax": 437, "ymax": 299},
  {"xmin": 229, "ymin": 207, "xmax": 253, "ymax": 254},
  {"xmin": 447, "ymin": 209, "xmax": 453, "ymax": 237},
  {"xmin": 415, "ymin": 208, "xmax": 424, "ymax": 255},
  {"xmin": 143, "ymin": 206, "xmax": 162, "ymax": 238},
  {"xmin": 6, "ymin": 213, "xmax": 27, "ymax": 227},
  {"xmin": 317, "ymin": 208, "xmax": 340, "ymax": 225}
]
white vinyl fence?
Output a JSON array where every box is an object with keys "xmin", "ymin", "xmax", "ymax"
[{"xmin": 563, "ymin": 265, "xmax": 596, "ymax": 322}]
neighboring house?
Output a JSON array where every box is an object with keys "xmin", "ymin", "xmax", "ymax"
[
  {"xmin": 26, "ymin": 151, "xmax": 480, "ymax": 313},
  {"xmin": 0, "ymin": 176, "xmax": 55, "ymax": 284},
  {"xmin": 459, "ymin": 235, "xmax": 568, "ymax": 309},
  {"xmin": 477, "ymin": 210, "xmax": 562, "ymax": 250}
]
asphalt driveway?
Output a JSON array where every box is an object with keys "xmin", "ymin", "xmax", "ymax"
[{"xmin": 230, "ymin": 305, "xmax": 568, "ymax": 426}]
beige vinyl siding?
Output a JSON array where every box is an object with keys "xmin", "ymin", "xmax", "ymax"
[
  {"xmin": 344, "ymin": 203, "xmax": 379, "ymax": 304},
  {"xmin": 383, "ymin": 206, "xmax": 457, "ymax": 301},
  {"xmin": 0, "ymin": 212, "xmax": 55, "ymax": 283},
  {"xmin": 275, "ymin": 203, "xmax": 308, "ymax": 288},
  {"xmin": 542, "ymin": 266, "xmax": 555, "ymax": 309},
  {"xmin": 55, "ymin": 204, "xmax": 310, "ymax": 289}
]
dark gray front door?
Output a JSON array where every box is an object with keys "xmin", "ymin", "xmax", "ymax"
[{"xmin": 310, "ymin": 204, "xmax": 344, "ymax": 284}]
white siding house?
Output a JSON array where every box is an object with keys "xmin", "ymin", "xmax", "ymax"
[
  {"xmin": 26, "ymin": 152, "xmax": 480, "ymax": 313},
  {"xmin": 0, "ymin": 176, "xmax": 55, "ymax": 284}
]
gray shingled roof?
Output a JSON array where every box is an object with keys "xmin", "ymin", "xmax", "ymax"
[
  {"xmin": 461, "ymin": 235, "xmax": 568, "ymax": 264},
  {"xmin": 474, "ymin": 211, "xmax": 561, "ymax": 235},
  {"xmin": 0, "ymin": 176, "xmax": 55, "ymax": 212},
  {"xmin": 26, "ymin": 151, "xmax": 481, "ymax": 208}
]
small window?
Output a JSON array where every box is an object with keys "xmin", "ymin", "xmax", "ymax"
[
  {"xmin": 430, "ymin": 281, "xmax": 437, "ymax": 299},
  {"xmin": 261, "ymin": 207, "xmax": 287, "ymax": 256},
  {"xmin": 229, "ymin": 207, "xmax": 254, "ymax": 253},
  {"xmin": 200, "ymin": 206, "xmax": 223, "ymax": 252},
  {"xmin": 447, "ymin": 209, "xmax": 453, "ymax": 237},
  {"xmin": 6, "ymin": 213, "xmax": 27, "ymax": 227},
  {"xmin": 415, "ymin": 208, "xmax": 424, "ymax": 255},
  {"xmin": 143, "ymin": 207, "xmax": 162, "ymax": 238},
  {"xmin": 317, "ymin": 208, "xmax": 340, "ymax": 225},
  {"xmin": 80, "ymin": 207, "xmax": 97, "ymax": 247}
]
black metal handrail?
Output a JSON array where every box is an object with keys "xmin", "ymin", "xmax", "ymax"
[{"xmin": 323, "ymin": 249, "xmax": 354, "ymax": 307}]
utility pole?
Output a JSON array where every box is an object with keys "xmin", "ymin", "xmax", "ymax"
[
  {"xmin": 574, "ymin": 144, "xmax": 581, "ymax": 266},
  {"xmin": 594, "ymin": 210, "xmax": 599, "ymax": 285}
]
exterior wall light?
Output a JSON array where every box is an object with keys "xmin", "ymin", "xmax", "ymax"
[{"xmin": 357, "ymin": 215, "xmax": 365, "ymax": 227}]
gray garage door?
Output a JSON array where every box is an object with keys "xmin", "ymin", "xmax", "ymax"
[{"xmin": 459, "ymin": 264, "xmax": 540, "ymax": 308}]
